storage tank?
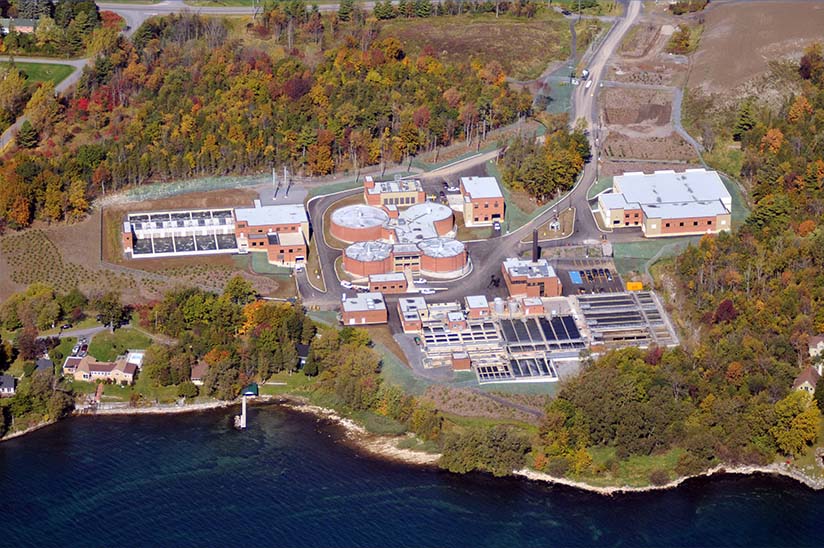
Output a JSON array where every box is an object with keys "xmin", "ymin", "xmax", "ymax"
[
  {"xmin": 330, "ymin": 204, "xmax": 389, "ymax": 243},
  {"xmin": 493, "ymin": 297, "xmax": 505, "ymax": 315},
  {"xmin": 418, "ymin": 238, "xmax": 467, "ymax": 276},
  {"xmin": 342, "ymin": 241, "xmax": 393, "ymax": 277}
]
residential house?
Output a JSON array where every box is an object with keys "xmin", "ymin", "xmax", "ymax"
[
  {"xmin": 0, "ymin": 374, "xmax": 16, "ymax": 397},
  {"xmin": 793, "ymin": 366, "xmax": 821, "ymax": 394},
  {"xmin": 190, "ymin": 362, "xmax": 209, "ymax": 386}
]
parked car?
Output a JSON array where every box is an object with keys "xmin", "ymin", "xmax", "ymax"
[
  {"xmin": 60, "ymin": 323, "xmax": 72, "ymax": 330},
  {"xmin": 79, "ymin": 344, "xmax": 88, "ymax": 357},
  {"xmin": 597, "ymin": 268, "xmax": 605, "ymax": 277},
  {"xmin": 71, "ymin": 344, "xmax": 80, "ymax": 356},
  {"xmin": 605, "ymin": 269, "xmax": 613, "ymax": 281},
  {"xmin": 420, "ymin": 288, "xmax": 436, "ymax": 295},
  {"xmin": 446, "ymin": 186, "xmax": 459, "ymax": 192},
  {"xmin": 414, "ymin": 278, "xmax": 427, "ymax": 285},
  {"xmin": 493, "ymin": 221, "xmax": 502, "ymax": 231},
  {"xmin": 414, "ymin": 336, "xmax": 421, "ymax": 346},
  {"xmin": 340, "ymin": 280, "xmax": 353, "ymax": 289}
]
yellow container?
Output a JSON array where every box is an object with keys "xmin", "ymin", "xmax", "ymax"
[{"xmin": 626, "ymin": 281, "xmax": 644, "ymax": 291}]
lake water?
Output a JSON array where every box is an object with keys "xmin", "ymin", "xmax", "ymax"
[{"xmin": 1, "ymin": 404, "xmax": 822, "ymax": 547}]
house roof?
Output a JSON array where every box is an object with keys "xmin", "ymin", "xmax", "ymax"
[
  {"xmin": 63, "ymin": 356, "xmax": 82, "ymax": 370},
  {"xmin": 296, "ymin": 344, "xmax": 310, "ymax": 360},
  {"xmin": 614, "ymin": 169, "xmax": 731, "ymax": 209},
  {"xmin": 191, "ymin": 362, "xmax": 209, "ymax": 381},
  {"xmin": 36, "ymin": 358, "xmax": 54, "ymax": 372},
  {"xmin": 793, "ymin": 366, "xmax": 821, "ymax": 390},
  {"xmin": 465, "ymin": 295, "xmax": 489, "ymax": 309},
  {"xmin": 0, "ymin": 374, "xmax": 15, "ymax": 391},
  {"xmin": 342, "ymin": 292, "xmax": 386, "ymax": 313},
  {"xmin": 809, "ymin": 335, "xmax": 824, "ymax": 347}
]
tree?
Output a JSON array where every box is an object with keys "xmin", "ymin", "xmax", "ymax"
[
  {"xmin": 338, "ymin": 0, "xmax": 354, "ymax": 21},
  {"xmin": 223, "ymin": 275, "xmax": 256, "ymax": 305},
  {"xmin": 16, "ymin": 120, "xmax": 39, "ymax": 149},
  {"xmin": 771, "ymin": 391, "xmax": 820, "ymax": 457},
  {"xmin": 25, "ymin": 81, "xmax": 61, "ymax": 134},
  {"xmin": 94, "ymin": 291, "xmax": 126, "ymax": 331},
  {"xmin": 814, "ymin": 380, "xmax": 824, "ymax": 415},
  {"xmin": 177, "ymin": 381, "xmax": 199, "ymax": 399},
  {"xmin": 67, "ymin": 178, "xmax": 89, "ymax": 221},
  {"xmin": 732, "ymin": 100, "xmax": 756, "ymax": 141}
]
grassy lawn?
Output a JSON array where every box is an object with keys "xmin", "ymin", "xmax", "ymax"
[
  {"xmin": 87, "ymin": 328, "xmax": 152, "ymax": 362},
  {"xmin": 720, "ymin": 173, "xmax": 750, "ymax": 227},
  {"xmin": 442, "ymin": 411, "xmax": 539, "ymax": 435},
  {"xmin": 612, "ymin": 236, "xmax": 701, "ymax": 277},
  {"xmin": 259, "ymin": 371, "xmax": 315, "ymax": 396},
  {"xmin": 185, "ymin": 0, "xmax": 257, "ymax": 5},
  {"xmin": 578, "ymin": 446, "xmax": 685, "ymax": 487},
  {"xmin": 587, "ymin": 176, "xmax": 613, "ymax": 200},
  {"xmin": 382, "ymin": 11, "xmax": 571, "ymax": 81},
  {"xmin": 305, "ymin": 237, "xmax": 327, "ymax": 292},
  {"xmin": 455, "ymin": 212, "xmax": 493, "ymax": 241},
  {"xmin": 1, "ymin": 62, "xmax": 74, "ymax": 85},
  {"xmin": 520, "ymin": 207, "xmax": 574, "ymax": 242}
]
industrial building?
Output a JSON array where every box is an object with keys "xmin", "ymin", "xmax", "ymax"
[
  {"xmin": 397, "ymin": 295, "xmax": 583, "ymax": 384},
  {"xmin": 460, "ymin": 176, "xmax": 504, "ymax": 227},
  {"xmin": 363, "ymin": 176, "xmax": 425, "ymax": 207},
  {"xmin": 340, "ymin": 292, "xmax": 388, "ymax": 326},
  {"xmin": 502, "ymin": 257, "xmax": 564, "ymax": 298},
  {"xmin": 597, "ymin": 169, "xmax": 732, "ymax": 237},
  {"xmin": 573, "ymin": 292, "xmax": 679, "ymax": 348},
  {"xmin": 331, "ymin": 197, "xmax": 469, "ymax": 279},
  {"xmin": 121, "ymin": 199, "xmax": 310, "ymax": 267}
]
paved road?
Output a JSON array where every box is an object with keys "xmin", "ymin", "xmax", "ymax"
[
  {"xmin": 0, "ymin": 56, "xmax": 89, "ymax": 151},
  {"xmin": 38, "ymin": 325, "xmax": 107, "ymax": 341}
]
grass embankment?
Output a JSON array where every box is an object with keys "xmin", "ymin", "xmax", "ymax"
[
  {"xmin": 382, "ymin": 11, "xmax": 572, "ymax": 81},
  {"xmin": 0, "ymin": 62, "xmax": 74, "ymax": 85},
  {"xmin": 612, "ymin": 237, "xmax": 701, "ymax": 277},
  {"xmin": 305, "ymin": 237, "xmax": 327, "ymax": 292},
  {"xmin": 570, "ymin": 446, "xmax": 685, "ymax": 488},
  {"xmin": 87, "ymin": 328, "xmax": 152, "ymax": 362}
]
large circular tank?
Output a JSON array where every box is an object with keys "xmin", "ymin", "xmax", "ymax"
[
  {"xmin": 342, "ymin": 240, "xmax": 393, "ymax": 277},
  {"xmin": 417, "ymin": 238, "xmax": 467, "ymax": 275},
  {"xmin": 330, "ymin": 204, "xmax": 389, "ymax": 243},
  {"xmin": 404, "ymin": 202, "xmax": 454, "ymax": 237}
]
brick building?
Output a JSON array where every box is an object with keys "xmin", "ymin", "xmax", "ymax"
[
  {"xmin": 597, "ymin": 169, "xmax": 732, "ymax": 237},
  {"xmin": 340, "ymin": 292, "xmax": 388, "ymax": 326},
  {"xmin": 502, "ymin": 258, "xmax": 563, "ymax": 298},
  {"xmin": 460, "ymin": 176, "xmax": 504, "ymax": 227},
  {"xmin": 363, "ymin": 176, "xmax": 425, "ymax": 207}
]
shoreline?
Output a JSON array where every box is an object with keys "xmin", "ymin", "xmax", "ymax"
[
  {"xmin": 5, "ymin": 397, "xmax": 824, "ymax": 495},
  {"xmin": 276, "ymin": 396, "xmax": 441, "ymax": 467}
]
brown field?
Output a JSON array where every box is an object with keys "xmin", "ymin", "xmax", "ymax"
[
  {"xmin": 0, "ymin": 188, "xmax": 292, "ymax": 303},
  {"xmin": 381, "ymin": 12, "xmax": 571, "ymax": 81},
  {"xmin": 599, "ymin": 160, "xmax": 702, "ymax": 178},
  {"xmin": 619, "ymin": 23, "xmax": 661, "ymax": 58},
  {"xmin": 688, "ymin": 1, "xmax": 824, "ymax": 96},
  {"xmin": 602, "ymin": 132, "xmax": 698, "ymax": 162},
  {"xmin": 603, "ymin": 88, "xmax": 672, "ymax": 127},
  {"xmin": 422, "ymin": 385, "xmax": 544, "ymax": 424}
]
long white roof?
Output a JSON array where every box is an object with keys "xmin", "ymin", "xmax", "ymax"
[
  {"xmin": 614, "ymin": 169, "xmax": 731, "ymax": 209},
  {"xmin": 235, "ymin": 202, "xmax": 308, "ymax": 226}
]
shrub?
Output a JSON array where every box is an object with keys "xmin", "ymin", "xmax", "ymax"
[{"xmin": 649, "ymin": 469, "xmax": 671, "ymax": 486}]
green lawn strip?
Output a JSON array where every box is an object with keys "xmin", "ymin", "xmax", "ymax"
[
  {"xmin": 587, "ymin": 176, "xmax": 613, "ymax": 200},
  {"xmin": 612, "ymin": 236, "xmax": 701, "ymax": 276},
  {"xmin": 477, "ymin": 381, "xmax": 558, "ymax": 397},
  {"xmin": 545, "ymin": 79, "xmax": 575, "ymax": 114},
  {"xmin": 259, "ymin": 371, "xmax": 315, "ymax": 396},
  {"xmin": 185, "ymin": 0, "xmax": 257, "ymax": 5},
  {"xmin": 720, "ymin": 173, "xmax": 750, "ymax": 227},
  {"xmin": 0, "ymin": 61, "xmax": 74, "ymax": 85},
  {"xmin": 87, "ymin": 328, "xmax": 152, "ymax": 362},
  {"xmin": 442, "ymin": 411, "xmax": 539, "ymax": 435},
  {"xmin": 575, "ymin": 446, "xmax": 685, "ymax": 487}
]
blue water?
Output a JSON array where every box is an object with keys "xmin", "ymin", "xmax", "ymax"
[{"xmin": 2, "ymin": 404, "xmax": 822, "ymax": 548}]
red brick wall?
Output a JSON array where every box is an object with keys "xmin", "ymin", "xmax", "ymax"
[{"xmin": 341, "ymin": 308, "xmax": 387, "ymax": 325}]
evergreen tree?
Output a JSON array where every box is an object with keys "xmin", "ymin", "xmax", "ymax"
[
  {"xmin": 338, "ymin": 0, "xmax": 354, "ymax": 21},
  {"xmin": 733, "ymin": 100, "xmax": 756, "ymax": 141},
  {"xmin": 414, "ymin": 0, "xmax": 432, "ymax": 17},
  {"xmin": 16, "ymin": 120, "xmax": 39, "ymax": 149}
]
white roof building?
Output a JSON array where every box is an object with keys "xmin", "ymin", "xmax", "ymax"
[
  {"xmin": 502, "ymin": 257, "xmax": 557, "ymax": 279},
  {"xmin": 342, "ymin": 292, "xmax": 386, "ymax": 313},
  {"xmin": 235, "ymin": 200, "xmax": 308, "ymax": 226},
  {"xmin": 461, "ymin": 176, "xmax": 503, "ymax": 200},
  {"xmin": 613, "ymin": 169, "xmax": 731, "ymax": 213}
]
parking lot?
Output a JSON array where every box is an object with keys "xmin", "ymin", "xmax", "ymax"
[{"xmin": 551, "ymin": 258, "xmax": 624, "ymax": 296}]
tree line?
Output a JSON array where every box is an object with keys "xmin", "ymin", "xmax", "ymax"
[{"xmin": 0, "ymin": 12, "xmax": 531, "ymax": 229}]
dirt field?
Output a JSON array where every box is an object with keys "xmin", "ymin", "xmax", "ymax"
[
  {"xmin": 599, "ymin": 160, "xmax": 702, "ymax": 178},
  {"xmin": 0, "ymin": 188, "xmax": 292, "ymax": 303},
  {"xmin": 608, "ymin": 4, "xmax": 689, "ymax": 87},
  {"xmin": 602, "ymin": 132, "xmax": 698, "ymax": 162},
  {"xmin": 422, "ymin": 385, "xmax": 544, "ymax": 425},
  {"xmin": 602, "ymin": 88, "xmax": 672, "ymax": 128},
  {"xmin": 688, "ymin": 2, "xmax": 824, "ymax": 96},
  {"xmin": 381, "ymin": 12, "xmax": 571, "ymax": 81}
]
